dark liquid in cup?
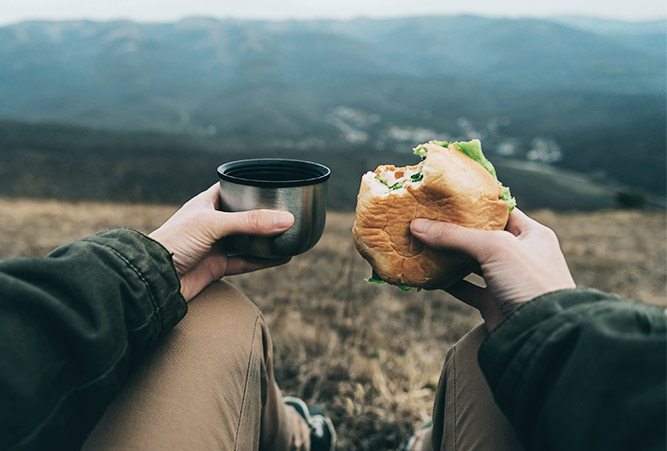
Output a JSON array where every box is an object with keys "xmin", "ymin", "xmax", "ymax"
[{"xmin": 218, "ymin": 159, "xmax": 330, "ymax": 187}]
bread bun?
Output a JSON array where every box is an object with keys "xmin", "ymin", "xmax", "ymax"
[{"xmin": 352, "ymin": 141, "xmax": 511, "ymax": 289}]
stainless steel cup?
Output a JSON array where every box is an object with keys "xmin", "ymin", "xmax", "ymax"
[{"xmin": 217, "ymin": 158, "xmax": 330, "ymax": 258}]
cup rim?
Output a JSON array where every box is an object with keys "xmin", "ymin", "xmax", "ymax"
[{"xmin": 217, "ymin": 158, "xmax": 331, "ymax": 188}]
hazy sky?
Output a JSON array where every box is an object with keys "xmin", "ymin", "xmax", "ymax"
[{"xmin": 0, "ymin": 0, "xmax": 665, "ymax": 26}]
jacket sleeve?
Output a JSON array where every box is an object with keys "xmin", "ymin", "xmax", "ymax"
[
  {"xmin": 0, "ymin": 228, "xmax": 188, "ymax": 450},
  {"xmin": 478, "ymin": 288, "xmax": 666, "ymax": 451}
]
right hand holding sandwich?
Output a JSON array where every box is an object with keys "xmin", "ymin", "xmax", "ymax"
[{"xmin": 410, "ymin": 209, "xmax": 576, "ymax": 331}]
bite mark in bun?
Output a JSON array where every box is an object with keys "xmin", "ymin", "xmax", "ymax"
[{"xmin": 352, "ymin": 139, "xmax": 515, "ymax": 290}]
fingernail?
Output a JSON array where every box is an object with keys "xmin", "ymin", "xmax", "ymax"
[
  {"xmin": 411, "ymin": 219, "xmax": 431, "ymax": 234},
  {"xmin": 274, "ymin": 211, "xmax": 294, "ymax": 229}
]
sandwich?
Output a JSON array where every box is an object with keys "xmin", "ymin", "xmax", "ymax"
[{"xmin": 352, "ymin": 139, "xmax": 515, "ymax": 290}]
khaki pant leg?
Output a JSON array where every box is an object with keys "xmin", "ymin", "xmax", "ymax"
[
  {"xmin": 426, "ymin": 324, "xmax": 524, "ymax": 451},
  {"xmin": 82, "ymin": 280, "xmax": 310, "ymax": 451}
]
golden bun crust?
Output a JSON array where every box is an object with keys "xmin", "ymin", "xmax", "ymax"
[{"xmin": 352, "ymin": 143, "xmax": 509, "ymax": 289}]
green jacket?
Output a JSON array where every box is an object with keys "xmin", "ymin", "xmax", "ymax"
[
  {"xmin": 479, "ymin": 289, "xmax": 666, "ymax": 451},
  {"xmin": 0, "ymin": 229, "xmax": 187, "ymax": 450}
]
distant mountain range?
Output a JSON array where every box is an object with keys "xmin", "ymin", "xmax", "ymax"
[{"xmin": 0, "ymin": 15, "xmax": 665, "ymax": 197}]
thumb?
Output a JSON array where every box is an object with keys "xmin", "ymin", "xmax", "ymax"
[
  {"xmin": 410, "ymin": 218, "xmax": 501, "ymax": 262},
  {"xmin": 210, "ymin": 209, "xmax": 294, "ymax": 239}
]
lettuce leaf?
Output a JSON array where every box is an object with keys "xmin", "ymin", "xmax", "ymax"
[
  {"xmin": 366, "ymin": 270, "xmax": 414, "ymax": 291},
  {"xmin": 452, "ymin": 139, "xmax": 497, "ymax": 179}
]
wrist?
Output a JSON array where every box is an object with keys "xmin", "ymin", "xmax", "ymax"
[{"xmin": 478, "ymin": 296, "xmax": 506, "ymax": 332}]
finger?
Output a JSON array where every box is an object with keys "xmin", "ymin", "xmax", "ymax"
[
  {"xmin": 201, "ymin": 183, "xmax": 222, "ymax": 209},
  {"xmin": 410, "ymin": 219, "xmax": 499, "ymax": 262},
  {"xmin": 446, "ymin": 278, "xmax": 488, "ymax": 310},
  {"xmin": 224, "ymin": 256, "xmax": 291, "ymax": 276},
  {"xmin": 505, "ymin": 208, "xmax": 540, "ymax": 236},
  {"xmin": 181, "ymin": 183, "xmax": 221, "ymax": 210},
  {"xmin": 205, "ymin": 182, "xmax": 222, "ymax": 209},
  {"xmin": 424, "ymin": 271, "xmax": 480, "ymax": 292},
  {"xmin": 212, "ymin": 209, "xmax": 295, "ymax": 238}
]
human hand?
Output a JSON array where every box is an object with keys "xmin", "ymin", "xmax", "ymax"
[
  {"xmin": 149, "ymin": 183, "xmax": 294, "ymax": 302},
  {"xmin": 410, "ymin": 209, "xmax": 576, "ymax": 331}
]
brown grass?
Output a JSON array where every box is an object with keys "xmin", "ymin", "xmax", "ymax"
[{"xmin": 0, "ymin": 197, "xmax": 664, "ymax": 450}]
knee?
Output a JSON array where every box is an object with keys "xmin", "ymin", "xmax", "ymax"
[
  {"xmin": 189, "ymin": 280, "xmax": 263, "ymax": 324},
  {"xmin": 451, "ymin": 323, "xmax": 488, "ymax": 357},
  {"xmin": 442, "ymin": 323, "xmax": 488, "ymax": 382},
  {"xmin": 177, "ymin": 280, "xmax": 267, "ymax": 352}
]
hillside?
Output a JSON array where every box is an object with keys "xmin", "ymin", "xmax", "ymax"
[
  {"xmin": 0, "ymin": 197, "xmax": 664, "ymax": 449},
  {"xmin": 0, "ymin": 120, "xmax": 661, "ymax": 211},
  {"xmin": 0, "ymin": 16, "xmax": 665, "ymax": 197}
]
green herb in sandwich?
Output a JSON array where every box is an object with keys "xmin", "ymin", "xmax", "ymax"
[
  {"xmin": 375, "ymin": 175, "xmax": 405, "ymax": 190},
  {"xmin": 410, "ymin": 173, "xmax": 423, "ymax": 182}
]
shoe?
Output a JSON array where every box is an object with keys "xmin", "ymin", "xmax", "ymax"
[
  {"xmin": 284, "ymin": 396, "xmax": 337, "ymax": 451},
  {"xmin": 397, "ymin": 417, "xmax": 432, "ymax": 451}
]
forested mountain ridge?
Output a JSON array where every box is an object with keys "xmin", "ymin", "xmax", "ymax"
[{"xmin": 0, "ymin": 16, "xmax": 664, "ymax": 198}]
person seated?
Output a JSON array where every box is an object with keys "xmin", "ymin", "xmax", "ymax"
[{"xmin": 1, "ymin": 184, "xmax": 664, "ymax": 450}]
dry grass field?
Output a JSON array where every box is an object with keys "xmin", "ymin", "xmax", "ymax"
[{"xmin": 0, "ymin": 197, "xmax": 665, "ymax": 450}]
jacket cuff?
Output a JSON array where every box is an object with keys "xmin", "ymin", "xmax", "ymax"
[
  {"xmin": 81, "ymin": 228, "xmax": 187, "ymax": 334},
  {"xmin": 477, "ymin": 288, "xmax": 624, "ymax": 394}
]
